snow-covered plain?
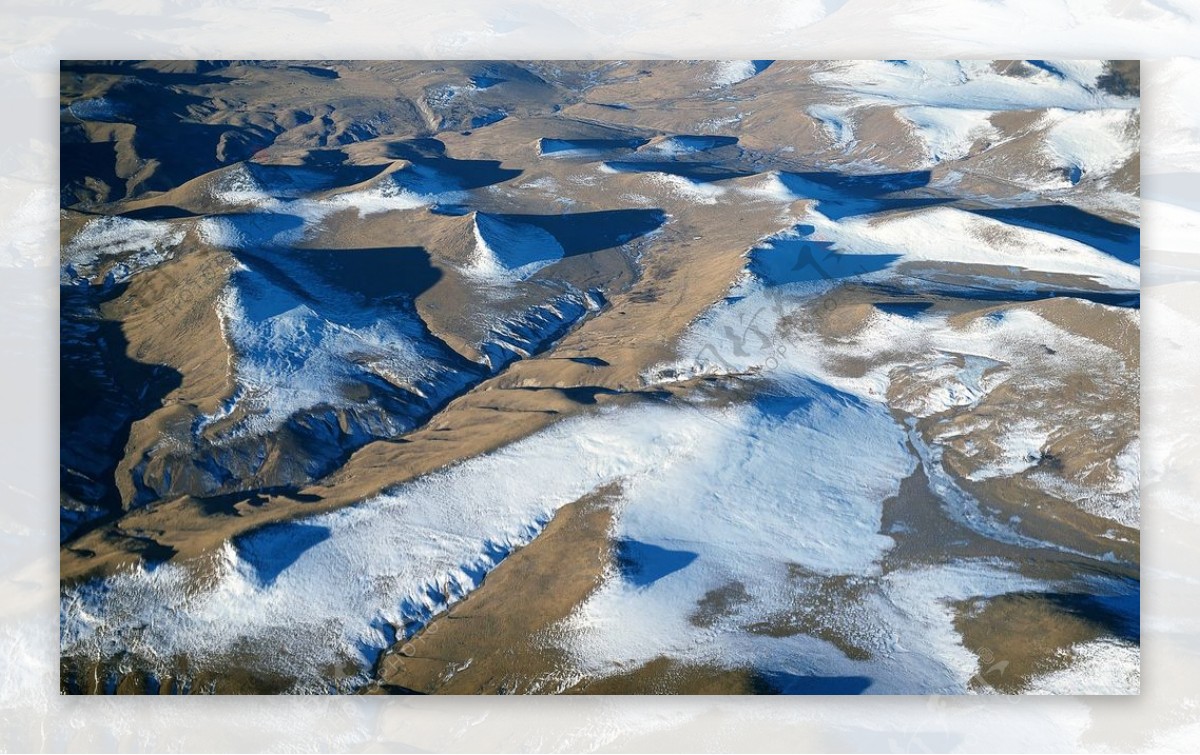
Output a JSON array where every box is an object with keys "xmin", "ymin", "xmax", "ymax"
[
  {"xmin": 60, "ymin": 353, "xmax": 1137, "ymax": 693},
  {"xmin": 60, "ymin": 391, "xmax": 911, "ymax": 690},
  {"xmin": 655, "ymin": 268, "xmax": 1138, "ymax": 530},
  {"xmin": 64, "ymin": 374, "xmax": 1120, "ymax": 694}
]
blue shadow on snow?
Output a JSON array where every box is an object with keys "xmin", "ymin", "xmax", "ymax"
[
  {"xmin": 756, "ymin": 672, "xmax": 873, "ymax": 695},
  {"xmin": 969, "ymin": 205, "xmax": 1140, "ymax": 266},
  {"xmin": 615, "ymin": 539, "xmax": 698, "ymax": 587},
  {"xmin": 235, "ymin": 522, "xmax": 333, "ymax": 588}
]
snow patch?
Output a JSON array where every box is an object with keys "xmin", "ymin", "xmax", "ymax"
[
  {"xmin": 711, "ymin": 60, "xmax": 769, "ymax": 87},
  {"xmin": 808, "ymin": 104, "xmax": 856, "ymax": 148},
  {"xmin": 465, "ymin": 213, "xmax": 565, "ymax": 284},
  {"xmin": 323, "ymin": 175, "xmax": 453, "ymax": 217},
  {"xmin": 61, "ymin": 216, "xmax": 186, "ymax": 284},
  {"xmin": 1025, "ymin": 638, "xmax": 1140, "ymax": 694},
  {"xmin": 1041, "ymin": 108, "xmax": 1138, "ymax": 185},
  {"xmin": 967, "ymin": 417, "xmax": 1053, "ymax": 481},
  {"xmin": 806, "ymin": 205, "xmax": 1140, "ymax": 291},
  {"xmin": 202, "ymin": 249, "xmax": 476, "ymax": 440},
  {"xmin": 815, "ymin": 60, "xmax": 1137, "ymax": 112},
  {"xmin": 63, "ymin": 97, "xmax": 123, "ymax": 122},
  {"xmin": 645, "ymin": 172, "xmax": 727, "ymax": 204},
  {"xmin": 898, "ymin": 106, "xmax": 999, "ymax": 163},
  {"xmin": 644, "ymin": 135, "xmax": 738, "ymax": 157},
  {"xmin": 476, "ymin": 292, "xmax": 591, "ymax": 370}
]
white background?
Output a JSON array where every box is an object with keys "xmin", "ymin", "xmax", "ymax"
[{"xmin": 2, "ymin": 1, "xmax": 1198, "ymax": 751}]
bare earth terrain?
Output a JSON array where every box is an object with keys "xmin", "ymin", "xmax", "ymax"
[{"xmin": 59, "ymin": 60, "xmax": 1140, "ymax": 694}]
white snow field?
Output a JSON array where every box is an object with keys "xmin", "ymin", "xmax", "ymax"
[
  {"xmin": 64, "ymin": 376, "xmax": 1099, "ymax": 693},
  {"xmin": 465, "ymin": 212, "xmax": 565, "ymax": 283}
]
